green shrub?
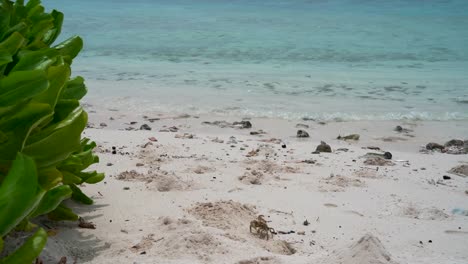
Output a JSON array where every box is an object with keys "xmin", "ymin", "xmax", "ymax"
[{"xmin": 0, "ymin": 0, "xmax": 103, "ymax": 262}]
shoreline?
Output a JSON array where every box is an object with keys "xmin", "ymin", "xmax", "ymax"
[{"xmin": 31, "ymin": 107, "xmax": 468, "ymax": 263}]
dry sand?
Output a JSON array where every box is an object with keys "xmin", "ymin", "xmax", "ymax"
[{"xmin": 31, "ymin": 106, "xmax": 468, "ymax": 264}]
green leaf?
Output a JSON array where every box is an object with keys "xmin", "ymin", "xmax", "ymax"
[
  {"xmin": 34, "ymin": 64, "xmax": 70, "ymax": 108},
  {"xmin": 70, "ymin": 184, "xmax": 93, "ymax": 205},
  {"xmin": 42, "ymin": 10, "xmax": 63, "ymax": 45},
  {"xmin": 38, "ymin": 167, "xmax": 62, "ymax": 190},
  {"xmin": 23, "ymin": 107, "xmax": 87, "ymax": 168},
  {"xmin": 80, "ymin": 171, "xmax": 105, "ymax": 184},
  {"xmin": 54, "ymin": 36, "xmax": 83, "ymax": 62},
  {"xmin": 0, "ymin": 236, "xmax": 3, "ymax": 252},
  {"xmin": 0, "ymin": 32, "xmax": 25, "ymax": 72},
  {"xmin": 0, "ymin": 153, "xmax": 44, "ymax": 237},
  {"xmin": 0, "ymin": 70, "xmax": 49, "ymax": 107},
  {"xmin": 0, "ymin": 102, "xmax": 52, "ymax": 163},
  {"xmin": 30, "ymin": 185, "xmax": 72, "ymax": 218},
  {"xmin": 53, "ymin": 99, "xmax": 79, "ymax": 120},
  {"xmin": 0, "ymin": 228, "xmax": 47, "ymax": 264},
  {"xmin": 61, "ymin": 170, "xmax": 82, "ymax": 185},
  {"xmin": 61, "ymin": 76, "xmax": 87, "ymax": 100},
  {"xmin": 11, "ymin": 48, "xmax": 59, "ymax": 72},
  {"xmin": 47, "ymin": 204, "xmax": 78, "ymax": 221}
]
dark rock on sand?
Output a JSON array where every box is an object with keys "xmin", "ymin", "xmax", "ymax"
[
  {"xmin": 337, "ymin": 134, "xmax": 360, "ymax": 141},
  {"xmin": 395, "ymin": 125, "xmax": 403, "ymax": 132},
  {"xmin": 445, "ymin": 139, "xmax": 464, "ymax": 147},
  {"xmin": 383, "ymin": 152, "xmax": 392, "ymax": 159},
  {"xmin": 426, "ymin": 142, "xmax": 444, "ymax": 151},
  {"xmin": 233, "ymin": 120, "xmax": 252, "ymax": 129},
  {"xmin": 297, "ymin": 130, "xmax": 310, "ymax": 138},
  {"xmin": 443, "ymin": 175, "xmax": 451, "ymax": 180},
  {"xmin": 315, "ymin": 141, "xmax": 331, "ymax": 153},
  {"xmin": 250, "ymin": 130, "xmax": 266, "ymax": 135},
  {"xmin": 140, "ymin": 124, "xmax": 151, "ymax": 130}
]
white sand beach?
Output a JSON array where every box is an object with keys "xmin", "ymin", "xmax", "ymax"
[{"xmin": 37, "ymin": 106, "xmax": 468, "ymax": 264}]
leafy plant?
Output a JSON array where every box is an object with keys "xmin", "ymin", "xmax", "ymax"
[{"xmin": 0, "ymin": 0, "xmax": 103, "ymax": 261}]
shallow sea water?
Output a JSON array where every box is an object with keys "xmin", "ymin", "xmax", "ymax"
[{"xmin": 44, "ymin": 0, "xmax": 468, "ymax": 120}]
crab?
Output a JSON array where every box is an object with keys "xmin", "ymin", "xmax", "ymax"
[{"xmin": 249, "ymin": 215, "xmax": 276, "ymax": 240}]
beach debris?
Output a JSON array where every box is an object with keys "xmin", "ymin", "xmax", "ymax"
[
  {"xmin": 395, "ymin": 125, "xmax": 412, "ymax": 133},
  {"xmin": 297, "ymin": 130, "xmax": 310, "ymax": 138},
  {"xmin": 448, "ymin": 164, "xmax": 468, "ymax": 177},
  {"xmin": 106, "ymin": 162, "xmax": 113, "ymax": 166},
  {"xmin": 336, "ymin": 148, "xmax": 349, "ymax": 152},
  {"xmin": 246, "ymin": 149, "xmax": 260, "ymax": 157},
  {"xmin": 148, "ymin": 136, "xmax": 158, "ymax": 142},
  {"xmin": 296, "ymin": 123, "xmax": 309, "ymax": 128},
  {"xmin": 202, "ymin": 120, "xmax": 252, "ymax": 129},
  {"xmin": 57, "ymin": 257, "xmax": 67, "ymax": 264},
  {"xmin": 425, "ymin": 139, "xmax": 467, "ymax": 154},
  {"xmin": 136, "ymin": 163, "xmax": 144, "ymax": 167},
  {"xmin": 250, "ymin": 130, "xmax": 267, "ymax": 135},
  {"xmin": 363, "ymin": 152, "xmax": 392, "ymax": 160},
  {"xmin": 315, "ymin": 141, "xmax": 331, "ymax": 153},
  {"xmin": 281, "ymin": 143, "xmax": 287, "ymax": 148},
  {"xmin": 201, "ymin": 120, "xmax": 232, "ymax": 128},
  {"xmin": 297, "ymin": 231, "xmax": 305, "ymax": 235},
  {"xmin": 259, "ymin": 138, "xmax": 282, "ymax": 144},
  {"xmin": 78, "ymin": 217, "xmax": 96, "ymax": 229},
  {"xmin": 366, "ymin": 146, "xmax": 381, "ymax": 150},
  {"xmin": 337, "ymin": 134, "xmax": 360, "ymax": 141},
  {"xmin": 302, "ymin": 159, "xmax": 316, "ymax": 164},
  {"xmin": 175, "ymin": 133, "xmax": 194, "ymax": 139},
  {"xmin": 250, "ymin": 215, "xmax": 276, "ymax": 240},
  {"xmin": 303, "ymin": 220, "xmax": 310, "ymax": 226},
  {"xmin": 443, "ymin": 175, "xmax": 451, "ymax": 180},
  {"xmin": 211, "ymin": 137, "xmax": 224, "ymax": 143},
  {"xmin": 426, "ymin": 142, "xmax": 445, "ymax": 151},
  {"xmin": 99, "ymin": 122, "xmax": 107, "ymax": 127},
  {"xmin": 140, "ymin": 124, "xmax": 151, "ymax": 130}
]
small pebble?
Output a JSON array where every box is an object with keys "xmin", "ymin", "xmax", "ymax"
[
  {"xmin": 123, "ymin": 187, "xmax": 130, "ymax": 190},
  {"xmin": 443, "ymin": 175, "xmax": 451, "ymax": 180}
]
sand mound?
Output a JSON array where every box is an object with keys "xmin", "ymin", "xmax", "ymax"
[
  {"xmin": 335, "ymin": 234, "xmax": 397, "ymax": 264},
  {"xmin": 239, "ymin": 160, "xmax": 299, "ymax": 185},
  {"xmin": 244, "ymin": 160, "xmax": 299, "ymax": 174},
  {"xmin": 400, "ymin": 206, "xmax": 449, "ymax": 220},
  {"xmin": 187, "ymin": 200, "xmax": 257, "ymax": 231},
  {"xmin": 364, "ymin": 157, "xmax": 395, "ymax": 166},
  {"xmin": 116, "ymin": 170, "xmax": 193, "ymax": 191},
  {"xmin": 353, "ymin": 168, "xmax": 381, "ymax": 178},
  {"xmin": 239, "ymin": 170, "xmax": 265, "ymax": 185},
  {"xmin": 449, "ymin": 164, "xmax": 468, "ymax": 177},
  {"xmin": 155, "ymin": 217, "xmax": 228, "ymax": 262},
  {"xmin": 321, "ymin": 175, "xmax": 366, "ymax": 192},
  {"xmin": 191, "ymin": 165, "xmax": 215, "ymax": 174},
  {"xmin": 260, "ymin": 239, "xmax": 296, "ymax": 255},
  {"xmin": 236, "ymin": 256, "xmax": 281, "ymax": 264}
]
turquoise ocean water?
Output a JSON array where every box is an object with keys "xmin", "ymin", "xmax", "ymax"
[{"xmin": 44, "ymin": 0, "xmax": 468, "ymax": 120}]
